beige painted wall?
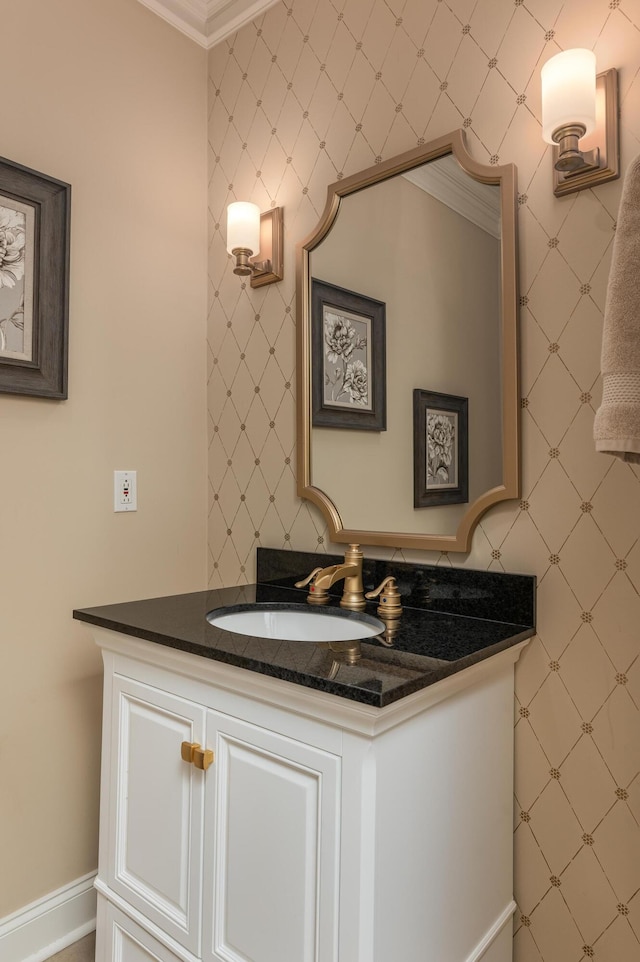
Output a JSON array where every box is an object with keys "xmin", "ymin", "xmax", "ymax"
[
  {"xmin": 0, "ymin": 0, "xmax": 207, "ymax": 915},
  {"xmin": 208, "ymin": 1, "xmax": 640, "ymax": 959},
  {"xmin": 311, "ymin": 173, "xmax": 502, "ymax": 534}
]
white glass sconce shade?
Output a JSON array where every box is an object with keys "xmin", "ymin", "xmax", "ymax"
[
  {"xmin": 225, "ymin": 204, "xmax": 284, "ymax": 286},
  {"xmin": 541, "ymin": 49, "xmax": 596, "ymax": 144},
  {"xmin": 226, "ymin": 201, "xmax": 261, "ymax": 255}
]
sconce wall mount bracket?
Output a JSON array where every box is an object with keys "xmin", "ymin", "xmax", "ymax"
[
  {"xmin": 249, "ymin": 207, "xmax": 284, "ymax": 288},
  {"xmin": 552, "ymin": 68, "xmax": 620, "ymax": 197}
]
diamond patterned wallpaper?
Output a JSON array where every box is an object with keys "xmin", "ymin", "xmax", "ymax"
[{"xmin": 207, "ymin": 1, "xmax": 640, "ymax": 959}]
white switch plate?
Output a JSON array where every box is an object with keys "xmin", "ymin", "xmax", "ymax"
[{"xmin": 114, "ymin": 470, "xmax": 137, "ymax": 512}]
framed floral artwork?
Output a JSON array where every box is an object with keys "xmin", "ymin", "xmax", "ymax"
[
  {"xmin": 0, "ymin": 156, "xmax": 71, "ymax": 399},
  {"xmin": 413, "ymin": 390, "xmax": 468, "ymax": 507},
  {"xmin": 311, "ymin": 278, "xmax": 386, "ymax": 430}
]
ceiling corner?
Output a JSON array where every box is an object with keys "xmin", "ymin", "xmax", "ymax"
[{"xmin": 136, "ymin": 0, "xmax": 280, "ymax": 49}]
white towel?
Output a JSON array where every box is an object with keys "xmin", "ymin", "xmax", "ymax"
[{"xmin": 594, "ymin": 154, "xmax": 640, "ymax": 463}]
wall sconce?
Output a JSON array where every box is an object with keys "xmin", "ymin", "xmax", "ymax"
[
  {"xmin": 226, "ymin": 201, "xmax": 284, "ymax": 287},
  {"xmin": 541, "ymin": 48, "xmax": 620, "ymax": 197}
]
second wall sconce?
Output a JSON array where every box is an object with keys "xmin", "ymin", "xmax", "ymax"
[
  {"xmin": 226, "ymin": 201, "xmax": 284, "ymax": 287},
  {"xmin": 541, "ymin": 48, "xmax": 620, "ymax": 197}
]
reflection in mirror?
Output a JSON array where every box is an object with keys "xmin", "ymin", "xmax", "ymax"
[{"xmin": 296, "ymin": 130, "xmax": 519, "ymax": 552}]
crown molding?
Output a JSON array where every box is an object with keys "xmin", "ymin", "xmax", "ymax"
[
  {"xmin": 404, "ymin": 155, "xmax": 502, "ymax": 239},
  {"xmin": 137, "ymin": 0, "xmax": 279, "ymax": 49}
]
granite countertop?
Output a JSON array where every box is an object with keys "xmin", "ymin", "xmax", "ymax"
[{"xmin": 73, "ymin": 549, "xmax": 536, "ymax": 709}]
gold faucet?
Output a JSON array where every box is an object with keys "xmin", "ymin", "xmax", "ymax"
[{"xmin": 295, "ymin": 544, "xmax": 366, "ymax": 610}]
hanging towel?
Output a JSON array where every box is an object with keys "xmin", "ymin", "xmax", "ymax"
[{"xmin": 594, "ymin": 154, "xmax": 640, "ymax": 462}]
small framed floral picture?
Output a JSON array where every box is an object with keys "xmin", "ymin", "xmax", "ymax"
[
  {"xmin": 311, "ymin": 278, "xmax": 386, "ymax": 430},
  {"xmin": 0, "ymin": 156, "xmax": 71, "ymax": 399},
  {"xmin": 413, "ymin": 390, "xmax": 468, "ymax": 507}
]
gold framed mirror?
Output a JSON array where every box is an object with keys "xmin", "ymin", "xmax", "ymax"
[{"xmin": 296, "ymin": 129, "xmax": 519, "ymax": 553}]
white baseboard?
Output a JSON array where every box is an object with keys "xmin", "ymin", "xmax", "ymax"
[{"xmin": 0, "ymin": 872, "xmax": 97, "ymax": 962}]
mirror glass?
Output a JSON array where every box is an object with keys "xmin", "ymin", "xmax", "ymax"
[{"xmin": 296, "ymin": 131, "xmax": 519, "ymax": 553}]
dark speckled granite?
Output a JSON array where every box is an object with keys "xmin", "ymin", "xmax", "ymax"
[
  {"xmin": 73, "ymin": 550, "xmax": 535, "ymax": 708},
  {"xmin": 257, "ymin": 548, "xmax": 536, "ymax": 626}
]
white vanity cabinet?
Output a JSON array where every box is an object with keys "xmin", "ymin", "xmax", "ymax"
[
  {"xmin": 98, "ymin": 651, "xmax": 341, "ymax": 962},
  {"xmin": 92, "ymin": 626, "xmax": 526, "ymax": 962}
]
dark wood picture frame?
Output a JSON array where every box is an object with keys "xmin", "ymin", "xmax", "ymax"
[
  {"xmin": 0, "ymin": 156, "xmax": 71, "ymax": 399},
  {"xmin": 311, "ymin": 278, "xmax": 386, "ymax": 431},
  {"xmin": 413, "ymin": 389, "xmax": 469, "ymax": 507}
]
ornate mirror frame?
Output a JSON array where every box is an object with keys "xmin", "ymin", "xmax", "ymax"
[{"xmin": 295, "ymin": 129, "xmax": 519, "ymax": 553}]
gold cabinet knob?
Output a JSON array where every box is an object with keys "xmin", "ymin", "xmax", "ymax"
[
  {"xmin": 193, "ymin": 747, "xmax": 214, "ymax": 771},
  {"xmin": 181, "ymin": 741, "xmax": 214, "ymax": 770},
  {"xmin": 181, "ymin": 741, "xmax": 199, "ymax": 763}
]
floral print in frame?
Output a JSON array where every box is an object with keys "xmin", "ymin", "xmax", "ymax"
[
  {"xmin": 0, "ymin": 199, "xmax": 35, "ymax": 363},
  {"xmin": 413, "ymin": 389, "xmax": 469, "ymax": 507},
  {"xmin": 0, "ymin": 156, "xmax": 70, "ymax": 399},
  {"xmin": 311, "ymin": 278, "xmax": 386, "ymax": 431}
]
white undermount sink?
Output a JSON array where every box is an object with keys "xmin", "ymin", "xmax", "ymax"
[{"xmin": 206, "ymin": 603, "xmax": 385, "ymax": 643}]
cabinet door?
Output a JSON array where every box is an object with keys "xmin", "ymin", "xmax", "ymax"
[
  {"xmin": 99, "ymin": 898, "xmax": 181, "ymax": 962},
  {"xmin": 107, "ymin": 675, "xmax": 206, "ymax": 954},
  {"xmin": 202, "ymin": 713, "xmax": 341, "ymax": 962}
]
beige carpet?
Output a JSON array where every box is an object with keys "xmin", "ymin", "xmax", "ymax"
[{"xmin": 45, "ymin": 931, "xmax": 95, "ymax": 962}]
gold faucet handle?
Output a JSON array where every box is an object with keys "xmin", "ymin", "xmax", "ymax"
[
  {"xmin": 294, "ymin": 567, "xmax": 329, "ymax": 604},
  {"xmin": 365, "ymin": 576, "xmax": 402, "ymax": 617},
  {"xmin": 294, "ymin": 567, "xmax": 323, "ymax": 588}
]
